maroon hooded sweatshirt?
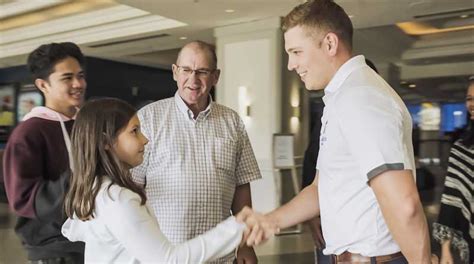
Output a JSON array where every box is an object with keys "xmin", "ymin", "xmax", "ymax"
[{"xmin": 3, "ymin": 106, "xmax": 84, "ymax": 260}]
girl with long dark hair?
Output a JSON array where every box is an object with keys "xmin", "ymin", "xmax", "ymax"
[{"xmin": 62, "ymin": 98, "xmax": 251, "ymax": 263}]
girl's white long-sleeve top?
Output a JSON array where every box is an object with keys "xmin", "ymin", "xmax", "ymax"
[{"xmin": 61, "ymin": 179, "xmax": 245, "ymax": 264}]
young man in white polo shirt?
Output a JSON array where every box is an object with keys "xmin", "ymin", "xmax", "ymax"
[{"xmin": 243, "ymin": 0, "xmax": 433, "ymax": 263}]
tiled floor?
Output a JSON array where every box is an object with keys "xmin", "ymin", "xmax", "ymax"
[
  {"xmin": 256, "ymin": 229, "xmax": 315, "ymax": 263},
  {"xmin": 0, "ymin": 203, "xmax": 28, "ymax": 264}
]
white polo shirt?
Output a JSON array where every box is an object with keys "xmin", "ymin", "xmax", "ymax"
[{"xmin": 317, "ymin": 55, "xmax": 416, "ymax": 256}]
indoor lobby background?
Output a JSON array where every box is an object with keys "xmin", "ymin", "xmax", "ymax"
[{"xmin": 0, "ymin": 0, "xmax": 473, "ymax": 263}]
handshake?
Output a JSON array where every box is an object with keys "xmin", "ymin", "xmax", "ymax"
[{"xmin": 235, "ymin": 206, "xmax": 280, "ymax": 247}]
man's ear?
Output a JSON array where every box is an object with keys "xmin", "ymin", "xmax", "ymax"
[
  {"xmin": 212, "ymin": 69, "xmax": 221, "ymax": 86},
  {"xmin": 324, "ymin": 33, "xmax": 339, "ymax": 57},
  {"xmin": 171, "ymin": 64, "xmax": 178, "ymax": 81},
  {"xmin": 34, "ymin": 78, "xmax": 49, "ymax": 94}
]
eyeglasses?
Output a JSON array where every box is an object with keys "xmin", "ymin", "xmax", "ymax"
[{"xmin": 174, "ymin": 65, "xmax": 216, "ymax": 78}]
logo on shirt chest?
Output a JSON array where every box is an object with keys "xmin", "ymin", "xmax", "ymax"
[{"xmin": 320, "ymin": 120, "xmax": 328, "ymax": 147}]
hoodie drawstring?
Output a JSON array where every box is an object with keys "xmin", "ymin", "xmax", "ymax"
[{"xmin": 55, "ymin": 112, "xmax": 74, "ymax": 172}]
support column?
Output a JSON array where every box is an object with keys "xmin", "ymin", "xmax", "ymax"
[{"xmin": 214, "ymin": 17, "xmax": 309, "ymax": 212}]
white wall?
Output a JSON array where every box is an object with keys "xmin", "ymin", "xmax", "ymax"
[
  {"xmin": 215, "ymin": 18, "xmax": 283, "ymax": 212},
  {"xmin": 214, "ymin": 17, "xmax": 310, "ymax": 212}
]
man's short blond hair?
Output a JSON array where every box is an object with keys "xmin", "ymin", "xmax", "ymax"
[{"xmin": 282, "ymin": 0, "xmax": 353, "ymax": 50}]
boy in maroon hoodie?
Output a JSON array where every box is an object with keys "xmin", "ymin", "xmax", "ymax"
[{"xmin": 3, "ymin": 42, "xmax": 86, "ymax": 263}]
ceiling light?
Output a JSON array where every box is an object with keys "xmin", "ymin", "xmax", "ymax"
[
  {"xmin": 225, "ymin": 9, "xmax": 235, "ymax": 13},
  {"xmin": 179, "ymin": 36, "xmax": 187, "ymax": 40},
  {"xmin": 0, "ymin": 0, "xmax": 116, "ymax": 31},
  {"xmin": 460, "ymin": 14, "xmax": 469, "ymax": 18},
  {"xmin": 409, "ymin": 84, "xmax": 417, "ymax": 88},
  {"xmin": 397, "ymin": 21, "xmax": 474, "ymax": 36},
  {"xmin": 400, "ymin": 81, "xmax": 407, "ymax": 85},
  {"xmin": 0, "ymin": 1, "xmax": 61, "ymax": 20}
]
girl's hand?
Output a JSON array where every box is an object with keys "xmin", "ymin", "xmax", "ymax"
[{"xmin": 235, "ymin": 206, "xmax": 253, "ymax": 223}]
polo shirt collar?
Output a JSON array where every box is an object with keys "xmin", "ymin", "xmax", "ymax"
[
  {"xmin": 323, "ymin": 55, "xmax": 366, "ymax": 103},
  {"xmin": 174, "ymin": 92, "xmax": 213, "ymax": 120}
]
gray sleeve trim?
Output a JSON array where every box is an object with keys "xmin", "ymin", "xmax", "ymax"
[{"xmin": 367, "ymin": 163, "xmax": 405, "ymax": 181}]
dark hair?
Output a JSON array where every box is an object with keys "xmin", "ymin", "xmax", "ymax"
[
  {"xmin": 177, "ymin": 40, "xmax": 218, "ymax": 69},
  {"xmin": 27, "ymin": 42, "xmax": 85, "ymax": 81},
  {"xmin": 64, "ymin": 98, "xmax": 146, "ymax": 220},
  {"xmin": 282, "ymin": 0, "xmax": 353, "ymax": 51},
  {"xmin": 460, "ymin": 80, "xmax": 474, "ymax": 147}
]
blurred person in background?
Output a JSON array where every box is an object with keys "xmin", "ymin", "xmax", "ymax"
[{"xmin": 433, "ymin": 77, "xmax": 473, "ymax": 264}]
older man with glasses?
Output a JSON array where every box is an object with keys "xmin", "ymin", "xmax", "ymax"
[{"xmin": 131, "ymin": 41, "xmax": 261, "ymax": 264}]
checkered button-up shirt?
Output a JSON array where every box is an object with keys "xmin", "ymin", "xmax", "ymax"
[{"xmin": 132, "ymin": 93, "xmax": 261, "ymax": 263}]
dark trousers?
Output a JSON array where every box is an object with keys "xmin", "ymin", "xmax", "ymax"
[{"xmin": 315, "ymin": 247, "xmax": 331, "ymax": 264}]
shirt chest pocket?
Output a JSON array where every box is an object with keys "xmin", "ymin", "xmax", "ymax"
[{"xmin": 212, "ymin": 138, "xmax": 237, "ymax": 173}]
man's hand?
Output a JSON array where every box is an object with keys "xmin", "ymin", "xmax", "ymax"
[
  {"xmin": 236, "ymin": 206, "xmax": 279, "ymax": 246},
  {"xmin": 245, "ymin": 212, "xmax": 279, "ymax": 246},
  {"xmin": 236, "ymin": 245, "xmax": 257, "ymax": 264},
  {"xmin": 305, "ymin": 216, "xmax": 325, "ymax": 249}
]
